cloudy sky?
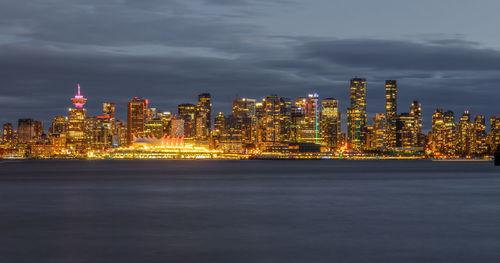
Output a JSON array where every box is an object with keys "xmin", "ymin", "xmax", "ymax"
[{"xmin": 1, "ymin": 0, "xmax": 500, "ymax": 131}]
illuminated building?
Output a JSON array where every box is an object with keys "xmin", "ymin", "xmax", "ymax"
[
  {"xmin": 103, "ymin": 103, "xmax": 116, "ymax": 131},
  {"xmin": 157, "ymin": 111, "xmax": 173, "ymax": 136},
  {"xmin": 385, "ymin": 80, "xmax": 397, "ymax": 148},
  {"xmin": 145, "ymin": 119, "xmax": 164, "ymax": 138},
  {"xmin": 347, "ymin": 78, "xmax": 367, "ymax": 151},
  {"xmin": 410, "ymin": 101, "xmax": 424, "ymax": 146},
  {"xmin": 365, "ymin": 124, "xmax": 374, "ymax": 150},
  {"xmin": 222, "ymin": 114, "xmax": 243, "ymax": 153},
  {"xmin": 290, "ymin": 106, "xmax": 305, "ymax": 143},
  {"xmin": 213, "ymin": 112, "xmax": 226, "ymax": 149},
  {"xmin": 2, "ymin": 123, "xmax": 14, "ymax": 146},
  {"xmin": 233, "ymin": 98, "xmax": 257, "ymax": 144},
  {"xmin": 491, "ymin": 116, "xmax": 500, "ymax": 152},
  {"xmin": 260, "ymin": 95, "xmax": 291, "ymax": 143},
  {"xmin": 195, "ymin": 93, "xmax": 212, "ymax": 141},
  {"xmin": 86, "ymin": 116, "xmax": 113, "ymax": 150},
  {"xmin": 68, "ymin": 84, "xmax": 87, "ymax": 149},
  {"xmin": 49, "ymin": 116, "xmax": 68, "ymax": 136},
  {"xmin": 294, "ymin": 94, "xmax": 319, "ymax": 144},
  {"xmin": 146, "ymin": 107, "xmax": 157, "ymax": 122},
  {"xmin": 472, "ymin": 115, "xmax": 488, "ymax": 155},
  {"xmin": 17, "ymin": 119, "xmax": 33, "ymax": 144},
  {"xmin": 443, "ymin": 111, "xmax": 456, "ymax": 154},
  {"xmin": 457, "ymin": 111, "xmax": 473, "ymax": 156},
  {"xmin": 178, "ymin": 103, "xmax": 196, "ymax": 139},
  {"xmin": 395, "ymin": 113, "xmax": 418, "ymax": 151},
  {"xmin": 320, "ymin": 98, "xmax": 341, "ymax": 150},
  {"xmin": 431, "ymin": 109, "xmax": 446, "ymax": 154},
  {"xmin": 233, "ymin": 98, "xmax": 256, "ymax": 118},
  {"xmin": 116, "ymin": 120, "xmax": 128, "ymax": 146},
  {"xmin": 373, "ymin": 113, "xmax": 387, "ymax": 151},
  {"xmin": 170, "ymin": 117, "xmax": 185, "ymax": 138},
  {"xmin": 127, "ymin": 97, "xmax": 147, "ymax": 144},
  {"xmin": 104, "ymin": 136, "xmax": 221, "ymax": 159}
]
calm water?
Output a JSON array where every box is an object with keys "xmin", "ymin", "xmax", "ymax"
[{"xmin": 1, "ymin": 160, "xmax": 499, "ymax": 263}]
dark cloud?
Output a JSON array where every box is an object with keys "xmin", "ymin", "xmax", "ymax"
[
  {"xmin": 0, "ymin": 0, "xmax": 499, "ymax": 132},
  {"xmin": 300, "ymin": 39, "xmax": 500, "ymax": 70}
]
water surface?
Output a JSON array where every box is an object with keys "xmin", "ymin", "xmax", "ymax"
[{"xmin": 1, "ymin": 160, "xmax": 499, "ymax": 263}]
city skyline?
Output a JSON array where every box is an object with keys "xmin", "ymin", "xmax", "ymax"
[{"xmin": 2, "ymin": 80, "xmax": 499, "ymax": 159}]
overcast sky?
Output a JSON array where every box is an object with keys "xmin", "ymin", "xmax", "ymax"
[{"xmin": 1, "ymin": 0, "xmax": 500, "ymax": 131}]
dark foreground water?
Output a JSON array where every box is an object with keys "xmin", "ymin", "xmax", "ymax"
[{"xmin": 1, "ymin": 160, "xmax": 499, "ymax": 263}]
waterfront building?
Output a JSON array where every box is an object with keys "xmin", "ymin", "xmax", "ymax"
[
  {"xmin": 260, "ymin": 95, "xmax": 291, "ymax": 143},
  {"xmin": 320, "ymin": 98, "xmax": 341, "ymax": 150},
  {"xmin": 395, "ymin": 113, "xmax": 418, "ymax": 151},
  {"xmin": 157, "ymin": 111, "xmax": 173, "ymax": 136},
  {"xmin": 295, "ymin": 94, "xmax": 320, "ymax": 144},
  {"xmin": 443, "ymin": 111, "xmax": 457, "ymax": 155},
  {"xmin": 457, "ymin": 111, "xmax": 474, "ymax": 156},
  {"xmin": 347, "ymin": 78, "xmax": 367, "ymax": 151},
  {"xmin": 145, "ymin": 119, "xmax": 164, "ymax": 138},
  {"xmin": 116, "ymin": 120, "xmax": 128, "ymax": 147},
  {"xmin": 491, "ymin": 116, "xmax": 500, "ymax": 152},
  {"xmin": 17, "ymin": 119, "xmax": 36, "ymax": 144},
  {"xmin": 178, "ymin": 103, "xmax": 196, "ymax": 139},
  {"xmin": 373, "ymin": 113, "xmax": 387, "ymax": 151},
  {"xmin": 195, "ymin": 93, "xmax": 212, "ymax": 141},
  {"xmin": 86, "ymin": 116, "xmax": 113, "ymax": 150},
  {"xmin": 410, "ymin": 101, "xmax": 423, "ymax": 147},
  {"xmin": 170, "ymin": 117, "xmax": 185, "ymax": 138},
  {"xmin": 67, "ymin": 84, "xmax": 87, "ymax": 150},
  {"xmin": 385, "ymin": 80, "xmax": 398, "ymax": 148},
  {"xmin": 212, "ymin": 112, "xmax": 226, "ymax": 149},
  {"xmin": 430, "ymin": 109, "xmax": 446, "ymax": 155},
  {"xmin": 472, "ymin": 115, "xmax": 488, "ymax": 155},
  {"xmin": 127, "ymin": 97, "xmax": 147, "ymax": 144},
  {"xmin": 290, "ymin": 106, "xmax": 306, "ymax": 143}
]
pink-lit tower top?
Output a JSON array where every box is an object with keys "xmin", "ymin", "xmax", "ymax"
[{"xmin": 71, "ymin": 84, "xmax": 87, "ymax": 109}]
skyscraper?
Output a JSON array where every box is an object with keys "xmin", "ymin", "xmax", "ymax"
[
  {"xmin": 321, "ymin": 98, "xmax": 341, "ymax": 150},
  {"xmin": 347, "ymin": 78, "xmax": 367, "ymax": 151},
  {"xmin": 431, "ymin": 109, "xmax": 445, "ymax": 154},
  {"xmin": 472, "ymin": 115, "xmax": 488, "ymax": 155},
  {"xmin": 395, "ymin": 113, "xmax": 417, "ymax": 150},
  {"xmin": 127, "ymin": 97, "xmax": 147, "ymax": 144},
  {"xmin": 491, "ymin": 116, "xmax": 500, "ymax": 152},
  {"xmin": 295, "ymin": 93, "xmax": 320, "ymax": 144},
  {"xmin": 443, "ymin": 110, "xmax": 456, "ymax": 155},
  {"xmin": 410, "ymin": 101, "xmax": 423, "ymax": 146},
  {"xmin": 232, "ymin": 98, "xmax": 257, "ymax": 144},
  {"xmin": 385, "ymin": 80, "xmax": 398, "ymax": 149},
  {"xmin": 103, "ymin": 103, "xmax": 116, "ymax": 131},
  {"xmin": 67, "ymin": 84, "xmax": 87, "ymax": 149},
  {"xmin": 373, "ymin": 114, "xmax": 387, "ymax": 151},
  {"xmin": 195, "ymin": 93, "xmax": 212, "ymax": 141},
  {"xmin": 457, "ymin": 111, "xmax": 473, "ymax": 156},
  {"xmin": 49, "ymin": 116, "xmax": 68, "ymax": 136},
  {"xmin": 17, "ymin": 119, "xmax": 36, "ymax": 144},
  {"xmin": 178, "ymin": 103, "xmax": 196, "ymax": 139}
]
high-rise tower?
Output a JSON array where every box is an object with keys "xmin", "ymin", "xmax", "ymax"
[
  {"xmin": 347, "ymin": 78, "xmax": 367, "ymax": 151},
  {"xmin": 195, "ymin": 93, "xmax": 212, "ymax": 141},
  {"xmin": 127, "ymin": 97, "xmax": 147, "ymax": 144},
  {"xmin": 385, "ymin": 80, "xmax": 397, "ymax": 148},
  {"xmin": 68, "ymin": 84, "xmax": 88, "ymax": 149}
]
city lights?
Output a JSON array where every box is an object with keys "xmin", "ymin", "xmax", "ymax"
[{"xmin": 0, "ymin": 81, "xmax": 499, "ymax": 160}]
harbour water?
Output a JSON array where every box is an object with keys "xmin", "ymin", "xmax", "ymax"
[{"xmin": 1, "ymin": 160, "xmax": 499, "ymax": 262}]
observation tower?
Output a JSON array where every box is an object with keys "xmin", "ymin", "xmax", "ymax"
[{"xmin": 71, "ymin": 84, "xmax": 87, "ymax": 108}]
